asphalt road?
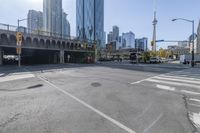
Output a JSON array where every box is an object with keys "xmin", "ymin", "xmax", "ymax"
[{"xmin": 0, "ymin": 63, "xmax": 199, "ymax": 133}]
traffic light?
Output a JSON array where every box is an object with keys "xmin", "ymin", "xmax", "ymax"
[
  {"xmin": 16, "ymin": 32, "xmax": 23, "ymax": 44},
  {"xmin": 151, "ymin": 41, "xmax": 154, "ymax": 46},
  {"xmin": 16, "ymin": 47, "xmax": 21, "ymax": 54}
]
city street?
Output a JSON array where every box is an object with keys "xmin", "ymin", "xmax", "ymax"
[{"xmin": 0, "ymin": 64, "xmax": 199, "ymax": 133}]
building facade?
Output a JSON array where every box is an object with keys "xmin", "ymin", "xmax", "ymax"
[
  {"xmin": 197, "ymin": 21, "xmax": 200, "ymax": 54},
  {"xmin": 27, "ymin": 10, "xmax": 43, "ymax": 33},
  {"xmin": 178, "ymin": 41, "xmax": 188, "ymax": 48},
  {"xmin": 112, "ymin": 26, "xmax": 119, "ymax": 41},
  {"xmin": 188, "ymin": 33, "xmax": 198, "ymax": 54},
  {"xmin": 62, "ymin": 12, "xmax": 70, "ymax": 37},
  {"xmin": 102, "ymin": 31, "xmax": 106, "ymax": 48},
  {"xmin": 76, "ymin": 0, "xmax": 104, "ymax": 47},
  {"xmin": 135, "ymin": 38, "xmax": 148, "ymax": 51},
  {"xmin": 107, "ymin": 32, "xmax": 113, "ymax": 44},
  {"xmin": 43, "ymin": 0, "xmax": 62, "ymax": 36},
  {"xmin": 122, "ymin": 31, "xmax": 135, "ymax": 49}
]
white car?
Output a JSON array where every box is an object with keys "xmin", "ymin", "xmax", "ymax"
[{"xmin": 150, "ymin": 57, "xmax": 161, "ymax": 64}]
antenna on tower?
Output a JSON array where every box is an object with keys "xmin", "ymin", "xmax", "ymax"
[
  {"xmin": 152, "ymin": 0, "xmax": 158, "ymax": 52},
  {"xmin": 153, "ymin": 0, "xmax": 157, "ymax": 12}
]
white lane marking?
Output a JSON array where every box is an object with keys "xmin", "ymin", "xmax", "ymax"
[
  {"xmin": 189, "ymin": 98, "xmax": 200, "ymax": 103},
  {"xmin": 130, "ymin": 75, "xmax": 158, "ymax": 85},
  {"xmin": 189, "ymin": 112, "xmax": 200, "ymax": 128},
  {"xmin": 158, "ymin": 75, "xmax": 200, "ymax": 82},
  {"xmin": 156, "ymin": 84, "xmax": 175, "ymax": 91},
  {"xmin": 146, "ymin": 79, "xmax": 200, "ymax": 89},
  {"xmin": 181, "ymin": 90, "xmax": 200, "ymax": 95},
  {"xmin": 153, "ymin": 76, "xmax": 200, "ymax": 85},
  {"xmin": 130, "ymin": 80, "xmax": 146, "ymax": 85},
  {"xmin": 130, "ymin": 69, "xmax": 190, "ymax": 85},
  {"xmin": 0, "ymin": 74, "xmax": 35, "ymax": 83},
  {"xmin": 143, "ymin": 113, "xmax": 163, "ymax": 133},
  {"xmin": 188, "ymin": 103, "xmax": 200, "ymax": 108},
  {"xmin": 38, "ymin": 76, "xmax": 136, "ymax": 133}
]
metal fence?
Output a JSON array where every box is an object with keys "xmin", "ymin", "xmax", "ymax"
[{"xmin": 0, "ymin": 23, "xmax": 94, "ymax": 43}]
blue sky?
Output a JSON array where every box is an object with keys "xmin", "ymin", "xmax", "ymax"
[{"xmin": 0, "ymin": 0, "xmax": 200, "ymax": 49}]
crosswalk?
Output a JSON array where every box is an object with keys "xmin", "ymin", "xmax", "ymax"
[{"xmin": 131, "ymin": 69, "xmax": 200, "ymax": 131}]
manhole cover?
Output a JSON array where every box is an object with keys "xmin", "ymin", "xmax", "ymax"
[{"xmin": 91, "ymin": 82, "xmax": 101, "ymax": 87}]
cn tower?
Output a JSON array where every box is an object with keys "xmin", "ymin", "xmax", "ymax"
[{"xmin": 152, "ymin": 0, "xmax": 158, "ymax": 52}]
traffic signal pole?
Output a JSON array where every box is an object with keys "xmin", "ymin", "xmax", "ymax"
[{"xmin": 17, "ymin": 19, "xmax": 21, "ymax": 67}]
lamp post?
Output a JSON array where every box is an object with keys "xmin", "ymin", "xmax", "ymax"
[
  {"xmin": 172, "ymin": 18, "xmax": 195, "ymax": 67},
  {"xmin": 17, "ymin": 18, "xmax": 39, "ymax": 67}
]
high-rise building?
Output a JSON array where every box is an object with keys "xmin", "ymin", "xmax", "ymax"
[
  {"xmin": 107, "ymin": 32, "xmax": 113, "ymax": 43},
  {"xmin": 196, "ymin": 21, "xmax": 200, "ymax": 54},
  {"xmin": 27, "ymin": 10, "xmax": 43, "ymax": 33},
  {"xmin": 102, "ymin": 31, "xmax": 106, "ymax": 48},
  {"xmin": 62, "ymin": 12, "xmax": 70, "ymax": 37},
  {"xmin": 112, "ymin": 26, "xmax": 119, "ymax": 41},
  {"xmin": 135, "ymin": 38, "xmax": 148, "ymax": 51},
  {"xmin": 43, "ymin": 0, "xmax": 62, "ymax": 36},
  {"xmin": 76, "ymin": 0, "xmax": 104, "ymax": 47},
  {"xmin": 122, "ymin": 31, "xmax": 135, "ymax": 49},
  {"xmin": 178, "ymin": 41, "xmax": 188, "ymax": 48},
  {"xmin": 189, "ymin": 33, "xmax": 198, "ymax": 54}
]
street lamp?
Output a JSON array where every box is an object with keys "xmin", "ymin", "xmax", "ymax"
[
  {"xmin": 172, "ymin": 18, "xmax": 195, "ymax": 67},
  {"xmin": 17, "ymin": 18, "xmax": 39, "ymax": 67}
]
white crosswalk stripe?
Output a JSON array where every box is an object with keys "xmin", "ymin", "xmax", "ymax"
[
  {"xmin": 133, "ymin": 69, "xmax": 200, "ymax": 131},
  {"xmin": 130, "ymin": 69, "xmax": 200, "ymax": 131},
  {"xmin": 140, "ymin": 69, "xmax": 200, "ymax": 91}
]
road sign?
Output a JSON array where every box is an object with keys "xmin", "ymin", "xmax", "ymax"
[
  {"xmin": 16, "ymin": 32, "xmax": 23, "ymax": 44},
  {"xmin": 156, "ymin": 40, "xmax": 164, "ymax": 42}
]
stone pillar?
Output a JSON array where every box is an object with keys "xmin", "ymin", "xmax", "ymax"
[
  {"xmin": 60, "ymin": 50, "xmax": 65, "ymax": 64},
  {"xmin": 0, "ymin": 48, "xmax": 3, "ymax": 65}
]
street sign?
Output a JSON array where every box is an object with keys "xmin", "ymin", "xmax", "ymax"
[{"xmin": 156, "ymin": 40, "xmax": 164, "ymax": 42}]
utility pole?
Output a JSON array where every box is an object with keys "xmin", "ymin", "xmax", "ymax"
[
  {"xmin": 172, "ymin": 18, "xmax": 195, "ymax": 67},
  {"xmin": 17, "ymin": 19, "xmax": 21, "ymax": 67}
]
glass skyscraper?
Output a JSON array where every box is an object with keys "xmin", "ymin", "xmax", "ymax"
[
  {"xmin": 76, "ymin": 0, "xmax": 104, "ymax": 47},
  {"xmin": 27, "ymin": 10, "xmax": 43, "ymax": 33},
  {"xmin": 43, "ymin": 0, "xmax": 62, "ymax": 36}
]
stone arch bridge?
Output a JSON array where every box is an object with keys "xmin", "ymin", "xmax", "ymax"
[{"xmin": 0, "ymin": 23, "xmax": 95, "ymax": 65}]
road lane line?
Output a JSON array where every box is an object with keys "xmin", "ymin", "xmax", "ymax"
[
  {"xmin": 38, "ymin": 76, "xmax": 137, "ymax": 133},
  {"xmin": 188, "ymin": 103, "xmax": 200, "ymax": 108},
  {"xmin": 158, "ymin": 74, "xmax": 200, "ymax": 81},
  {"xmin": 130, "ymin": 69, "xmax": 190, "ymax": 85},
  {"xmin": 156, "ymin": 84, "xmax": 175, "ymax": 91},
  {"xmin": 181, "ymin": 90, "xmax": 200, "ymax": 95},
  {"xmin": 153, "ymin": 76, "xmax": 200, "ymax": 85},
  {"xmin": 146, "ymin": 79, "xmax": 200, "ymax": 89},
  {"xmin": 130, "ymin": 75, "xmax": 158, "ymax": 85},
  {"xmin": 143, "ymin": 113, "xmax": 163, "ymax": 133},
  {"xmin": 189, "ymin": 98, "xmax": 200, "ymax": 103},
  {"xmin": 0, "ymin": 74, "xmax": 35, "ymax": 83}
]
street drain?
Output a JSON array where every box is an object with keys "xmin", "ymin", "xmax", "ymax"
[{"xmin": 91, "ymin": 82, "xmax": 101, "ymax": 87}]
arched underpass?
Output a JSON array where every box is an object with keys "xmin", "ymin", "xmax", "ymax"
[
  {"xmin": 0, "ymin": 47, "xmax": 95, "ymax": 65},
  {"xmin": 2, "ymin": 47, "xmax": 60, "ymax": 65}
]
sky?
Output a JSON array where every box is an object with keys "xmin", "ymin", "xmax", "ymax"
[{"xmin": 0, "ymin": 0, "xmax": 200, "ymax": 49}]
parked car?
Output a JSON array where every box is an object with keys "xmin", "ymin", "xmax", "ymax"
[{"xmin": 150, "ymin": 57, "xmax": 161, "ymax": 64}]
